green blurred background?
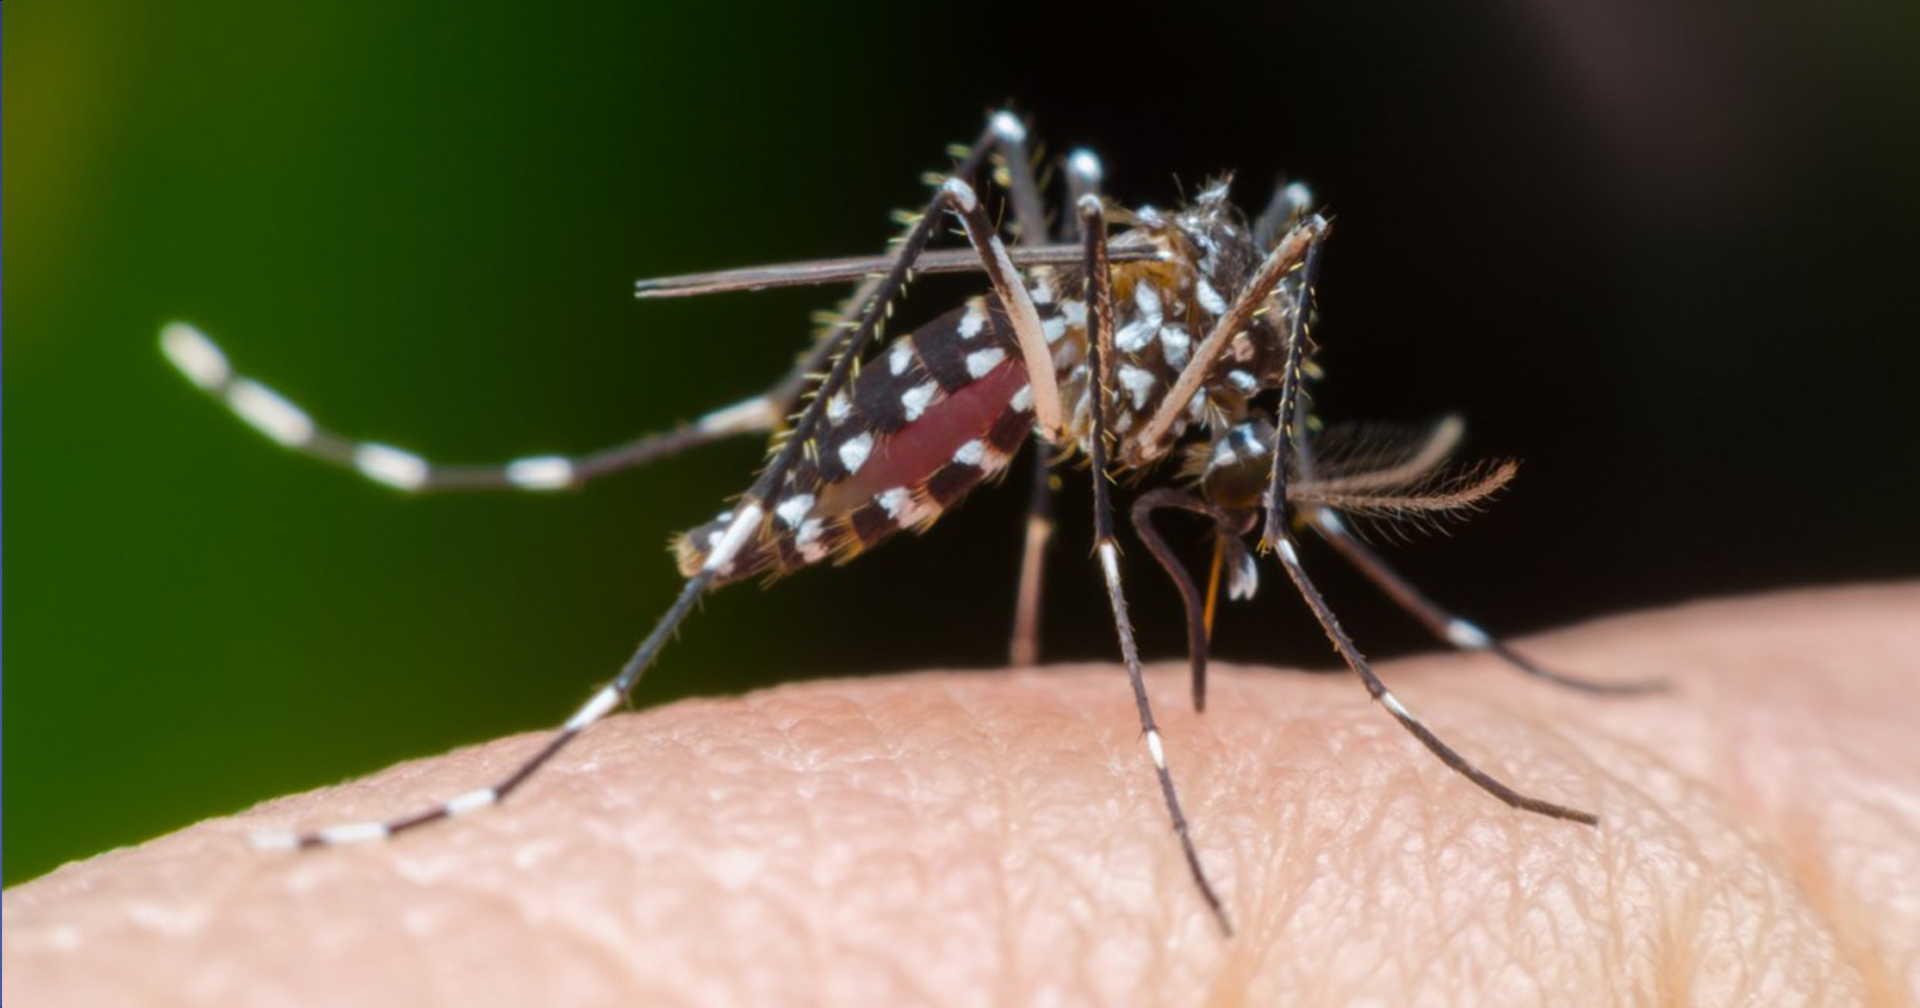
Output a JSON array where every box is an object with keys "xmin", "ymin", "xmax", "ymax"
[{"xmin": 8, "ymin": 1, "xmax": 1918, "ymax": 885}]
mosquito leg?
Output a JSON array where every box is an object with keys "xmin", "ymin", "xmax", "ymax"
[
  {"xmin": 250, "ymin": 130, "xmax": 1006, "ymax": 851},
  {"xmin": 1004, "ymin": 140, "xmax": 1109, "ymax": 666},
  {"xmin": 1269, "ymin": 531, "xmax": 1600, "ymax": 826},
  {"xmin": 1308, "ymin": 509, "xmax": 1665, "ymax": 694},
  {"xmin": 1007, "ymin": 444, "xmax": 1055, "ymax": 666},
  {"xmin": 1130, "ymin": 488, "xmax": 1238, "ymax": 713},
  {"xmin": 1080, "ymin": 196, "xmax": 1233, "ymax": 935},
  {"xmin": 1251, "ymin": 179, "xmax": 1315, "ymax": 253},
  {"xmin": 1058, "ymin": 149, "xmax": 1104, "ymax": 243},
  {"xmin": 984, "ymin": 111, "xmax": 1050, "ymax": 248},
  {"xmin": 160, "ymin": 321, "xmax": 792, "ymax": 493},
  {"xmin": 170, "ymin": 112, "xmax": 1059, "ymax": 498},
  {"xmin": 1261, "ymin": 228, "xmax": 1328, "ymax": 550},
  {"xmin": 941, "ymin": 180, "xmax": 1065, "ymax": 439},
  {"xmin": 1129, "ymin": 215, "xmax": 1330, "ymax": 466},
  {"xmin": 994, "ymin": 112, "xmax": 1061, "ymax": 668}
]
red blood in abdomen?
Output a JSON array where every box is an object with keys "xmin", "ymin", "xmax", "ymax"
[{"xmin": 816, "ymin": 358, "xmax": 1027, "ymax": 516}]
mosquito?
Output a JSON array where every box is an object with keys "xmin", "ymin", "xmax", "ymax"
[{"xmin": 161, "ymin": 110, "xmax": 1660, "ymax": 936}]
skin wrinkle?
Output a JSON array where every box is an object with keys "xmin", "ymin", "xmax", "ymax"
[{"xmin": 5, "ymin": 586, "xmax": 1917, "ymax": 1006}]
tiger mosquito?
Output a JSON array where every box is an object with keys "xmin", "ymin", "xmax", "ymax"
[{"xmin": 162, "ymin": 111, "xmax": 1660, "ymax": 936}]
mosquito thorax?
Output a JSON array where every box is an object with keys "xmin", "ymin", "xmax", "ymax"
[{"xmin": 1065, "ymin": 187, "xmax": 1295, "ymax": 469}]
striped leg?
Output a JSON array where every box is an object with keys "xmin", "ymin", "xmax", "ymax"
[
  {"xmin": 1267, "ymin": 532, "xmax": 1600, "ymax": 825},
  {"xmin": 160, "ymin": 320, "xmax": 788, "ymax": 493},
  {"xmin": 1309, "ymin": 509, "xmax": 1665, "ymax": 694},
  {"xmin": 1061, "ymin": 149, "xmax": 1104, "ymax": 241},
  {"xmin": 164, "ymin": 111, "xmax": 1058, "ymax": 497},
  {"xmin": 1080, "ymin": 196, "xmax": 1233, "ymax": 935},
  {"xmin": 1006, "ymin": 144, "xmax": 1107, "ymax": 666},
  {"xmin": 1241, "ymin": 220, "xmax": 1596, "ymax": 826},
  {"xmin": 983, "ymin": 111, "xmax": 1049, "ymax": 247},
  {"xmin": 1005, "ymin": 145, "xmax": 1107, "ymax": 667},
  {"xmin": 249, "ymin": 120, "xmax": 1037, "ymax": 851},
  {"xmin": 940, "ymin": 181, "xmax": 1065, "ymax": 441},
  {"xmin": 1260, "ymin": 226, "xmax": 1327, "ymax": 552},
  {"xmin": 994, "ymin": 114, "xmax": 1060, "ymax": 669},
  {"xmin": 1251, "ymin": 179, "xmax": 1316, "ymax": 253}
]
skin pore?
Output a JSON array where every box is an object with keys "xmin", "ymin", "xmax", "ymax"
[{"xmin": 6, "ymin": 584, "xmax": 1916, "ymax": 1006}]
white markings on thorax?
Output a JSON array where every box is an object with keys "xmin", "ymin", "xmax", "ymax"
[
  {"xmin": 1117, "ymin": 365, "xmax": 1157, "ymax": 410},
  {"xmin": 1195, "ymin": 277, "xmax": 1228, "ymax": 316},
  {"xmin": 1159, "ymin": 326, "xmax": 1191, "ymax": 370},
  {"xmin": 1115, "ymin": 280, "xmax": 1166, "ymax": 353}
]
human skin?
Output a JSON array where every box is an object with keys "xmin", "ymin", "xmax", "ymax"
[{"xmin": 5, "ymin": 585, "xmax": 1917, "ymax": 1006}]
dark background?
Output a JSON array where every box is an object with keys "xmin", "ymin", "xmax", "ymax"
[{"xmin": 8, "ymin": 1, "xmax": 1917, "ymax": 885}]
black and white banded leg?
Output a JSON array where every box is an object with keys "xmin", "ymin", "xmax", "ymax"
[
  {"xmin": 984, "ymin": 110, "xmax": 1049, "ymax": 248},
  {"xmin": 246, "ymin": 120, "xmax": 1068, "ymax": 852},
  {"xmin": 1061, "ymin": 149, "xmax": 1104, "ymax": 242},
  {"xmin": 988, "ymin": 113, "xmax": 1062, "ymax": 669},
  {"xmin": 1080, "ymin": 195, "xmax": 1233, "ymax": 935},
  {"xmin": 1261, "ymin": 224, "xmax": 1326, "ymax": 553},
  {"xmin": 1267, "ymin": 531, "xmax": 1599, "ymax": 825},
  {"xmin": 1308, "ymin": 508, "xmax": 1665, "ymax": 694},
  {"xmin": 1251, "ymin": 178, "xmax": 1316, "ymax": 253},
  {"xmin": 1005, "ymin": 143, "xmax": 1107, "ymax": 666},
  {"xmin": 160, "ymin": 321, "xmax": 785, "ymax": 494},
  {"xmin": 1252, "ymin": 235, "xmax": 1598, "ymax": 826},
  {"xmin": 162, "ymin": 111, "xmax": 1065, "ymax": 499}
]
